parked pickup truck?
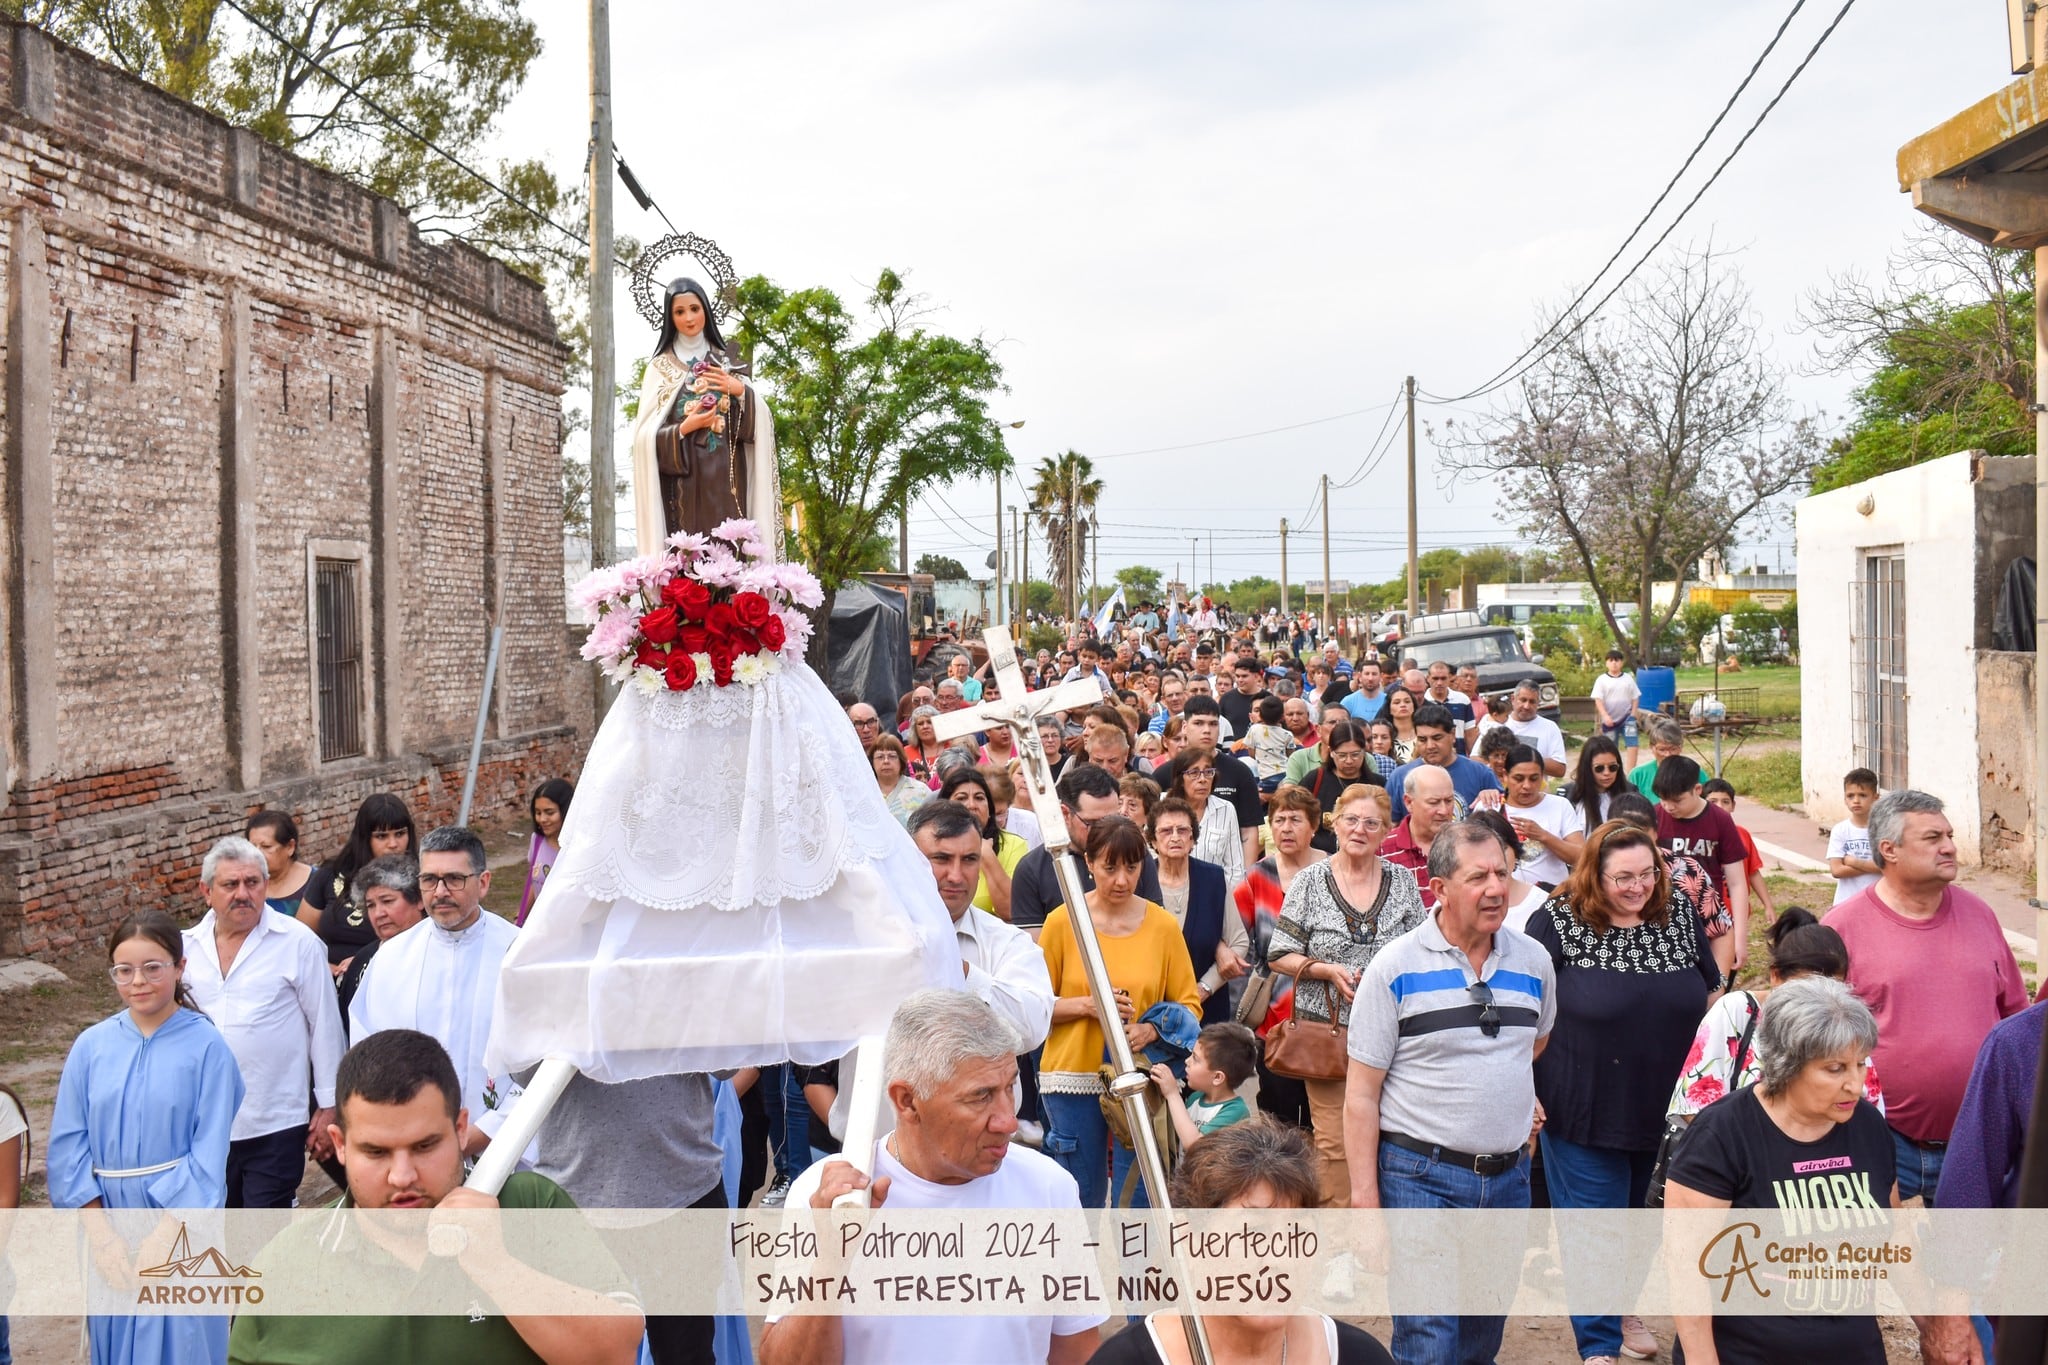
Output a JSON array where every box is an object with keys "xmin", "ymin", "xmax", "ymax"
[{"xmin": 1393, "ymin": 614, "xmax": 1561, "ymax": 721}]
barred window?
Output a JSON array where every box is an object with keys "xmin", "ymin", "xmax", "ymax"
[{"xmin": 314, "ymin": 558, "xmax": 365, "ymax": 761}]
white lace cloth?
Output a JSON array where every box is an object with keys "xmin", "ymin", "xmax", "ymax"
[{"xmin": 486, "ymin": 661, "xmax": 960, "ymax": 1080}]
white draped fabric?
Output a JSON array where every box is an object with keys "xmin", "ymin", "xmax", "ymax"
[{"xmin": 486, "ymin": 659, "xmax": 960, "ymax": 1081}]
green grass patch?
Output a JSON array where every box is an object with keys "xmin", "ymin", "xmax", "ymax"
[
  {"xmin": 1675, "ymin": 665, "xmax": 1801, "ymax": 719},
  {"xmin": 1717, "ymin": 748, "xmax": 1802, "ymax": 810}
]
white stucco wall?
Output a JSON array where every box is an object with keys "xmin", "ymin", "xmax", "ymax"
[{"xmin": 1795, "ymin": 451, "xmax": 1986, "ymax": 861}]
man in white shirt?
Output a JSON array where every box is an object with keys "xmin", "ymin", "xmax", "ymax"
[
  {"xmin": 183, "ymin": 835, "xmax": 345, "ymax": 1208},
  {"xmin": 766, "ymin": 991, "xmax": 1103, "ymax": 1365},
  {"xmin": 349, "ymin": 826, "xmax": 521, "ymax": 1159},
  {"xmin": 1424, "ymin": 661, "xmax": 1478, "ymax": 751},
  {"xmin": 1502, "ymin": 681, "xmax": 1567, "ymax": 778},
  {"xmin": 830, "ymin": 800, "xmax": 1054, "ymax": 1144}
]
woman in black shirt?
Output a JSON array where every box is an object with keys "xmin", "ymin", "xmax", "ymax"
[
  {"xmin": 297, "ymin": 792, "xmax": 417, "ymax": 972},
  {"xmin": 1666, "ymin": 976, "xmax": 1894, "ymax": 1365},
  {"xmin": 1526, "ymin": 819, "xmax": 1721, "ymax": 1365},
  {"xmin": 1086, "ymin": 1121, "xmax": 1392, "ymax": 1365}
]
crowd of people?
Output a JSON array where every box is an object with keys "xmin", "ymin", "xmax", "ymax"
[
  {"xmin": 27, "ymin": 602, "xmax": 2048, "ymax": 1365},
  {"xmin": 828, "ymin": 612, "xmax": 2040, "ymax": 1365}
]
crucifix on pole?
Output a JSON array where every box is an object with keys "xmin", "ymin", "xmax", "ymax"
[{"xmin": 927, "ymin": 625, "xmax": 1213, "ymax": 1365}]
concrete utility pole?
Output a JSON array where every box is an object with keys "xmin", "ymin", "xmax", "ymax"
[
  {"xmin": 994, "ymin": 477, "xmax": 1003, "ymax": 625},
  {"xmin": 587, "ymin": 0, "xmax": 616, "ymax": 569},
  {"xmin": 1016, "ymin": 506, "xmax": 1027, "ymax": 620},
  {"xmin": 899, "ymin": 492, "xmax": 910, "ymax": 574},
  {"xmin": 1068, "ymin": 464, "xmax": 1080, "ymax": 623},
  {"xmin": 1279, "ymin": 518, "xmax": 1290, "ymax": 614},
  {"xmin": 1405, "ymin": 375, "xmax": 1419, "ymax": 619},
  {"xmin": 1319, "ymin": 473, "xmax": 1332, "ymax": 634},
  {"xmin": 1090, "ymin": 516, "xmax": 1098, "ymax": 614}
]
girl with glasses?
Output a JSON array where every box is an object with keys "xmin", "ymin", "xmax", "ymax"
[
  {"xmin": 1524, "ymin": 821, "xmax": 1723, "ymax": 1365},
  {"xmin": 1161, "ymin": 746, "xmax": 1243, "ymax": 887},
  {"xmin": 49, "ymin": 911, "xmax": 244, "ymax": 1365}
]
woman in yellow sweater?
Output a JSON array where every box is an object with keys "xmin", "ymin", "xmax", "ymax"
[{"xmin": 1039, "ymin": 816, "xmax": 1201, "ymax": 1208}]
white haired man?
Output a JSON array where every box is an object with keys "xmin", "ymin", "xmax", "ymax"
[
  {"xmin": 762, "ymin": 991, "xmax": 1104, "ymax": 1365},
  {"xmin": 183, "ymin": 834, "xmax": 346, "ymax": 1208}
]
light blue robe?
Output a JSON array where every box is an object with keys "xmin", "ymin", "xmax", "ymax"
[{"xmin": 48, "ymin": 1008, "xmax": 245, "ymax": 1365}]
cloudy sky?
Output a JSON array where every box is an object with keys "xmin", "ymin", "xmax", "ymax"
[{"xmin": 495, "ymin": 0, "xmax": 2010, "ymax": 592}]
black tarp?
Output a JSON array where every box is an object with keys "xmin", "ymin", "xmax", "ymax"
[
  {"xmin": 829, "ymin": 579, "xmax": 911, "ymax": 716},
  {"xmin": 1995, "ymin": 556, "xmax": 2037, "ymax": 653}
]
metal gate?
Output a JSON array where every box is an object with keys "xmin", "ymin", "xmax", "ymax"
[
  {"xmin": 1849, "ymin": 551, "xmax": 1907, "ymax": 790},
  {"xmin": 314, "ymin": 558, "xmax": 365, "ymax": 761}
]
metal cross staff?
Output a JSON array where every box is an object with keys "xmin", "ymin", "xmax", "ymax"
[{"xmin": 929, "ymin": 626, "xmax": 1213, "ymax": 1365}]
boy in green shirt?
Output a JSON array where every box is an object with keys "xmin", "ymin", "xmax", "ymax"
[
  {"xmin": 1150, "ymin": 1022, "xmax": 1257, "ymax": 1148},
  {"xmin": 229, "ymin": 1029, "xmax": 643, "ymax": 1365}
]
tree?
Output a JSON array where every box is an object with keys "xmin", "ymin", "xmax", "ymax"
[
  {"xmin": 1028, "ymin": 451, "xmax": 1102, "ymax": 618},
  {"xmin": 1441, "ymin": 245, "xmax": 1821, "ymax": 667},
  {"xmin": 914, "ymin": 553, "xmax": 971, "ymax": 581},
  {"xmin": 20, "ymin": 0, "xmax": 569, "ymax": 278},
  {"xmin": 734, "ymin": 269, "xmax": 1006, "ymax": 660},
  {"xmin": 1114, "ymin": 564, "xmax": 1163, "ymax": 601},
  {"xmin": 1023, "ymin": 579, "xmax": 1057, "ymax": 614},
  {"xmin": 1802, "ymin": 225, "xmax": 2033, "ymax": 492}
]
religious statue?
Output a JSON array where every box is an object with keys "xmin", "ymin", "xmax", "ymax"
[{"xmin": 627, "ymin": 277, "xmax": 783, "ymax": 557}]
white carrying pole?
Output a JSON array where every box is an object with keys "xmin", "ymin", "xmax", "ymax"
[
  {"xmin": 466, "ymin": 1057, "xmax": 578, "ymax": 1195},
  {"xmin": 830, "ymin": 1036, "xmax": 891, "ymax": 1209},
  {"xmin": 456, "ymin": 626, "xmax": 505, "ymax": 826}
]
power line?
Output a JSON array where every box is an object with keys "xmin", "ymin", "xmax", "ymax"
[
  {"xmin": 1089, "ymin": 397, "xmax": 1403, "ymax": 462},
  {"xmin": 1421, "ymin": 0, "xmax": 1858, "ymax": 406},
  {"xmin": 214, "ymin": 0, "xmax": 587, "ymax": 267},
  {"xmin": 1420, "ymin": 0, "xmax": 1812, "ymax": 406}
]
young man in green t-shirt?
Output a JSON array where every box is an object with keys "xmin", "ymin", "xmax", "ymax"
[{"xmin": 228, "ymin": 1029, "xmax": 644, "ymax": 1365}]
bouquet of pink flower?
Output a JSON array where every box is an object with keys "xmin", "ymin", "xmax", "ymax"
[{"xmin": 572, "ymin": 519, "xmax": 822, "ymax": 694}]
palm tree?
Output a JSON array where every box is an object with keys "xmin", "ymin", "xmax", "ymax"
[{"xmin": 1027, "ymin": 451, "xmax": 1104, "ymax": 619}]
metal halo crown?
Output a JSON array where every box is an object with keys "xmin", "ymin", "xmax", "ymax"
[{"xmin": 630, "ymin": 232, "xmax": 740, "ymax": 328}]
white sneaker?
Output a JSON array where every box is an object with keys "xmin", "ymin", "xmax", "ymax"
[
  {"xmin": 760, "ymin": 1176, "xmax": 792, "ymax": 1208},
  {"xmin": 1012, "ymin": 1120, "xmax": 1045, "ymax": 1148},
  {"xmin": 1620, "ymin": 1314, "xmax": 1659, "ymax": 1359}
]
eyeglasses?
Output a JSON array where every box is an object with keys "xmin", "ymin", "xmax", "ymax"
[
  {"xmin": 110, "ymin": 961, "xmax": 174, "ymax": 985},
  {"xmin": 419, "ymin": 872, "xmax": 475, "ymax": 892},
  {"xmin": 1603, "ymin": 871, "xmax": 1657, "ymax": 890},
  {"xmin": 1184, "ymin": 767, "xmax": 1216, "ymax": 780},
  {"xmin": 1335, "ymin": 816, "xmax": 1386, "ymax": 832},
  {"xmin": 1468, "ymin": 980, "xmax": 1500, "ymax": 1038},
  {"xmin": 1591, "ymin": 763, "xmax": 1620, "ymax": 775}
]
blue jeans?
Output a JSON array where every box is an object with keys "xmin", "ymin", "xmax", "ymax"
[
  {"xmin": 1040, "ymin": 1092, "xmax": 1148, "ymax": 1208},
  {"xmin": 1540, "ymin": 1132, "xmax": 1659, "ymax": 1360},
  {"xmin": 764, "ymin": 1066, "xmax": 813, "ymax": 1184},
  {"xmin": 1892, "ymin": 1129, "xmax": 1997, "ymax": 1358},
  {"xmin": 1377, "ymin": 1141, "xmax": 1529, "ymax": 1365}
]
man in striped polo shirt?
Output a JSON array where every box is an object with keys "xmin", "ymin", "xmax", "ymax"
[{"xmin": 1344, "ymin": 820, "xmax": 1555, "ymax": 1365}]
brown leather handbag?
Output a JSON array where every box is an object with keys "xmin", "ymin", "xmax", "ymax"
[{"xmin": 1263, "ymin": 1012, "xmax": 1348, "ymax": 1082}]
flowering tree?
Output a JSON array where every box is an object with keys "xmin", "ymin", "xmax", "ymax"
[
  {"xmin": 735, "ymin": 269, "xmax": 1007, "ymax": 664},
  {"xmin": 1439, "ymin": 246, "xmax": 1822, "ymax": 666}
]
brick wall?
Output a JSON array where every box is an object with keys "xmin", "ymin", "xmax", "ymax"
[{"xmin": 0, "ymin": 22, "xmax": 593, "ymax": 956}]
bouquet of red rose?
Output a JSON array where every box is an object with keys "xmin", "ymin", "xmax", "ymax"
[{"xmin": 572, "ymin": 519, "xmax": 822, "ymax": 693}]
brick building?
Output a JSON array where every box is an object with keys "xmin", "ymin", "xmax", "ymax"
[{"xmin": 0, "ymin": 21, "xmax": 590, "ymax": 956}]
